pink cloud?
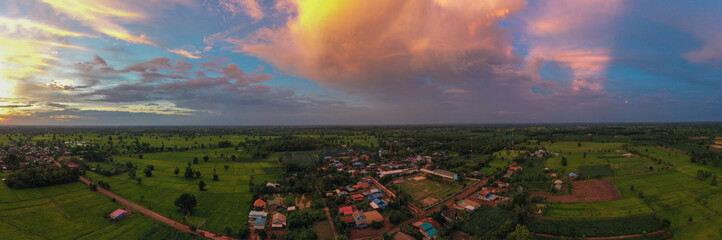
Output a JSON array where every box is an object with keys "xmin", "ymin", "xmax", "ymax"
[
  {"xmin": 221, "ymin": 0, "xmax": 527, "ymax": 96},
  {"xmin": 524, "ymin": 0, "xmax": 624, "ymax": 91}
]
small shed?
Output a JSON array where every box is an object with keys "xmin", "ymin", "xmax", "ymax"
[{"xmin": 109, "ymin": 209, "xmax": 127, "ymax": 220}]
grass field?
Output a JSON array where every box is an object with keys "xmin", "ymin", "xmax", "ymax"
[
  {"xmin": 395, "ymin": 177, "xmax": 462, "ymax": 204},
  {"xmin": 0, "ymin": 180, "xmax": 185, "ymax": 240},
  {"xmin": 84, "ymin": 148, "xmax": 282, "ymax": 234}
]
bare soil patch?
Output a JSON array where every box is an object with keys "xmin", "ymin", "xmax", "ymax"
[
  {"xmin": 537, "ymin": 180, "xmax": 621, "ymax": 203},
  {"xmin": 690, "ymin": 136, "xmax": 711, "ymax": 139}
]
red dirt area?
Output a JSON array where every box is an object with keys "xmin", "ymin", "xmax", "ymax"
[
  {"xmin": 535, "ymin": 180, "xmax": 621, "ymax": 203},
  {"xmin": 690, "ymin": 136, "xmax": 711, "ymax": 139}
]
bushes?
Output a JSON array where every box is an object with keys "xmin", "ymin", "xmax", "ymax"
[
  {"xmin": 526, "ymin": 214, "xmax": 665, "ymax": 237},
  {"xmin": 4, "ymin": 166, "xmax": 82, "ymax": 189}
]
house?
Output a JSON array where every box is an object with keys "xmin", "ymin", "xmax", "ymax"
[
  {"xmin": 456, "ymin": 199, "xmax": 481, "ymax": 211},
  {"xmin": 493, "ymin": 181, "xmax": 510, "ymax": 188},
  {"xmin": 287, "ymin": 206, "xmax": 297, "ymax": 212},
  {"xmin": 419, "ymin": 222, "xmax": 438, "ymax": 239},
  {"xmin": 554, "ymin": 179, "xmax": 563, "ymax": 185},
  {"xmin": 339, "ymin": 206, "xmax": 356, "ymax": 216},
  {"xmin": 254, "ymin": 217, "xmax": 266, "ymax": 230},
  {"xmin": 622, "ymin": 153, "xmax": 634, "ymax": 158},
  {"xmin": 249, "ymin": 210, "xmax": 268, "ymax": 221},
  {"xmin": 253, "ymin": 199, "xmax": 267, "ymax": 209},
  {"xmin": 271, "ymin": 213, "xmax": 287, "ymax": 228},
  {"xmin": 509, "ymin": 166, "xmax": 523, "ymax": 171},
  {"xmin": 109, "ymin": 209, "xmax": 127, "ymax": 220},
  {"xmin": 364, "ymin": 210, "xmax": 384, "ymax": 223},
  {"xmin": 353, "ymin": 211, "xmax": 368, "ymax": 228},
  {"xmin": 370, "ymin": 198, "xmax": 387, "ymax": 209},
  {"xmin": 366, "ymin": 190, "xmax": 384, "ymax": 200},
  {"xmin": 341, "ymin": 216, "xmax": 356, "ymax": 227},
  {"xmin": 569, "ymin": 172, "xmax": 578, "ymax": 178},
  {"xmin": 335, "ymin": 187, "xmax": 349, "ymax": 196},
  {"xmin": 379, "ymin": 169, "xmax": 407, "ymax": 178},
  {"xmin": 433, "ymin": 169, "xmax": 458, "ymax": 181},
  {"xmin": 266, "ymin": 182, "xmax": 281, "ymax": 188},
  {"xmin": 352, "ymin": 194, "xmax": 365, "ymax": 201},
  {"xmin": 441, "ymin": 208, "xmax": 461, "ymax": 221}
]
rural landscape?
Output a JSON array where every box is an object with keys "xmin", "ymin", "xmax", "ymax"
[
  {"xmin": 1, "ymin": 124, "xmax": 721, "ymax": 240},
  {"xmin": 3, "ymin": 0, "xmax": 722, "ymax": 239}
]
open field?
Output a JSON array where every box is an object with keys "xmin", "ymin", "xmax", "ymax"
[
  {"xmin": 394, "ymin": 177, "xmax": 462, "ymax": 205},
  {"xmin": 544, "ymin": 142, "xmax": 660, "ymax": 177},
  {"xmin": 0, "ymin": 181, "xmax": 185, "ymax": 240},
  {"xmin": 84, "ymin": 148, "xmax": 282, "ymax": 234}
]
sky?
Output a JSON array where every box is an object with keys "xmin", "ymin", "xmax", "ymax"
[{"xmin": 0, "ymin": 0, "xmax": 720, "ymax": 125}]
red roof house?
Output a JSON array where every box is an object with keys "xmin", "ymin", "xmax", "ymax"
[{"xmin": 253, "ymin": 199, "xmax": 267, "ymax": 209}]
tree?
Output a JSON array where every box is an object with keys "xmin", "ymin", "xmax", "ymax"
[
  {"xmin": 147, "ymin": 165, "xmax": 154, "ymax": 171},
  {"xmin": 144, "ymin": 168, "xmax": 153, "ymax": 177},
  {"xmin": 561, "ymin": 157, "xmax": 567, "ymax": 166},
  {"xmin": 136, "ymin": 178, "xmax": 142, "ymax": 184},
  {"xmin": 138, "ymin": 154, "xmax": 143, "ymax": 159},
  {"xmin": 89, "ymin": 183, "xmax": 97, "ymax": 191},
  {"xmin": 193, "ymin": 157, "xmax": 199, "ymax": 164},
  {"xmin": 224, "ymin": 165, "xmax": 229, "ymax": 171},
  {"xmin": 203, "ymin": 155, "xmax": 209, "ymax": 162},
  {"xmin": 213, "ymin": 174, "xmax": 219, "ymax": 181},
  {"xmin": 199, "ymin": 181, "xmax": 206, "ymax": 191},
  {"xmin": 185, "ymin": 167, "xmax": 194, "ymax": 178},
  {"xmin": 174, "ymin": 193, "xmax": 197, "ymax": 214},
  {"xmin": 196, "ymin": 171, "xmax": 201, "ymax": 178},
  {"xmin": 128, "ymin": 169, "xmax": 136, "ymax": 179},
  {"xmin": 224, "ymin": 226, "xmax": 233, "ymax": 236},
  {"xmin": 174, "ymin": 167, "xmax": 180, "ymax": 176},
  {"xmin": 238, "ymin": 223, "xmax": 250, "ymax": 239},
  {"xmin": 506, "ymin": 225, "xmax": 534, "ymax": 240}
]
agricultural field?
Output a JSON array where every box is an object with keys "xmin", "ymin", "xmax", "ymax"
[
  {"xmin": 544, "ymin": 142, "xmax": 659, "ymax": 178},
  {"xmin": 542, "ymin": 147, "xmax": 722, "ymax": 239},
  {"xmin": 0, "ymin": 180, "xmax": 185, "ymax": 240},
  {"xmin": 462, "ymin": 206, "xmax": 512, "ymax": 236},
  {"xmin": 394, "ymin": 177, "xmax": 462, "ymax": 206},
  {"xmin": 84, "ymin": 148, "xmax": 282, "ymax": 234}
]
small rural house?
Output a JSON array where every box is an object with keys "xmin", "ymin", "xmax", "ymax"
[
  {"xmin": 370, "ymin": 199, "xmax": 387, "ymax": 209},
  {"xmin": 419, "ymin": 222, "xmax": 438, "ymax": 239},
  {"xmin": 109, "ymin": 209, "xmax": 127, "ymax": 221},
  {"xmin": 253, "ymin": 217, "xmax": 266, "ymax": 230},
  {"xmin": 271, "ymin": 213, "xmax": 287, "ymax": 228},
  {"xmin": 253, "ymin": 199, "xmax": 267, "ymax": 209},
  {"xmin": 249, "ymin": 210, "xmax": 268, "ymax": 221},
  {"xmin": 353, "ymin": 211, "xmax": 368, "ymax": 228},
  {"xmin": 364, "ymin": 210, "xmax": 384, "ymax": 223}
]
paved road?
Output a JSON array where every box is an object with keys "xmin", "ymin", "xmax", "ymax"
[{"xmin": 78, "ymin": 175, "xmax": 236, "ymax": 240}]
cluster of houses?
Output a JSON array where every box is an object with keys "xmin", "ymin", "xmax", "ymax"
[
  {"xmin": 325, "ymin": 148, "xmax": 456, "ymax": 182},
  {"xmin": 0, "ymin": 145, "xmax": 61, "ymax": 170},
  {"xmin": 248, "ymin": 198, "xmax": 290, "ymax": 230},
  {"xmin": 333, "ymin": 178, "xmax": 390, "ymax": 228}
]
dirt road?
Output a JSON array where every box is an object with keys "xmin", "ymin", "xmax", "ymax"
[{"xmin": 78, "ymin": 176, "xmax": 236, "ymax": 240}]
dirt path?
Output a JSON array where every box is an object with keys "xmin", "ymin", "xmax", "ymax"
[
  {"xmin": 48, "ymin": 197, "xmax": 71, "ymax": 219},
  {"xmin": 0, "ymin": 218, "xmax": 52, "ymax": 240},
  {"xmin": 533, "ymin": 229, "xmax": 667, "ymax": 240},
  {"xmin": 321, "ymin": 200, "xmax": 339, "ymax": 238},
  {"xmin": 78, "ymin": 176, "xmax": 235, "ymax": 240}
]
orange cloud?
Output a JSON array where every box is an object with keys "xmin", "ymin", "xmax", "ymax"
[
  {"xmin": 168, "ymin": 48, "xmax": 202, "ymax": 59},
  {"xmin": 226, "ymin": 0, "xmax": 526, "ymax": 95}
]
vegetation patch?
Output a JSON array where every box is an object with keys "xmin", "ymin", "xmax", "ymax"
[{"xmin": 526, "ymin": 214, "xmax": 665, "ymax": 237}]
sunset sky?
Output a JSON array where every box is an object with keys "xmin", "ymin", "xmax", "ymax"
[{"xmin": 1, "ymin": 0, "xmax": 720, "ymax": 125}]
